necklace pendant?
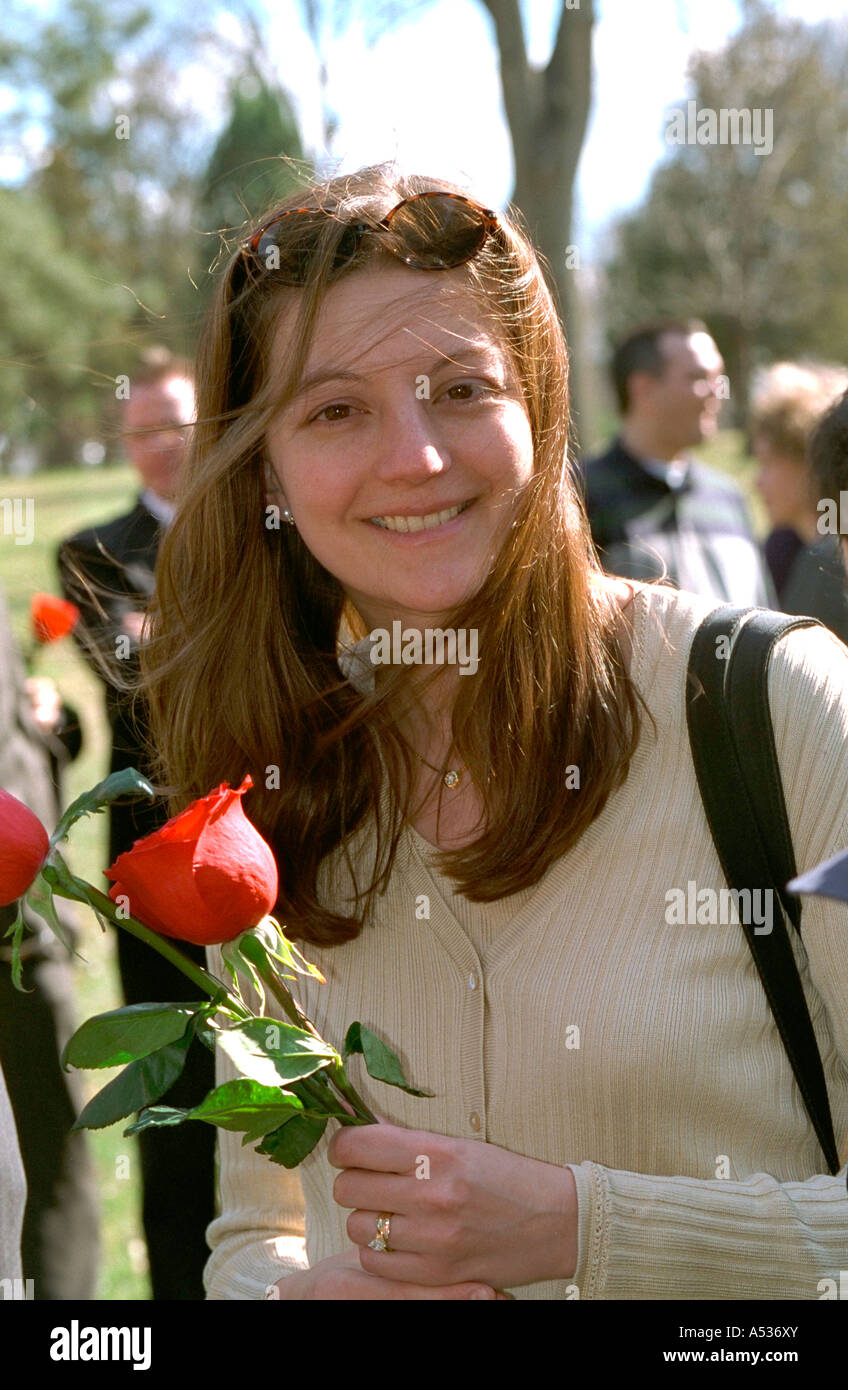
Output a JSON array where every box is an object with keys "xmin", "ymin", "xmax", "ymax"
[{"xmin": 443, "ymin": 769, "xmax": 461, "ymax": 789}]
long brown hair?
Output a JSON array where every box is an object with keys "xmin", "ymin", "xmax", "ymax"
[{"xmin": 140, "ymin": 163, "xmax": 645, "ymax": 945}]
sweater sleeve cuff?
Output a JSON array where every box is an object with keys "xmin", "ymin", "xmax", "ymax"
[
  {"xmin": 566, "ymin": 1161, "xmax": 610, "ymax": 1298},
  {"xmin": 565, "ymin": 1160, "xmax": 847, "ymax": 1300},
  {"xmin": 204, "ymin": 1234, "xmax": 308, "ymax": 1300}
]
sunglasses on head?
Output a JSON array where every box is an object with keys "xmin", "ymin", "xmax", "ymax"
[{"xmin": 243, "ymin": 191, "xmax": 500, "ymax": 282}]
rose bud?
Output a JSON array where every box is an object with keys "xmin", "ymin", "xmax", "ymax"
[
  {"xmin": 31, "ymin": 593, "xmax": 80, "ymax": 645},
  {"xmin": 104, "ymin": 775, "xmax": 278, "ymax": 946},
  {"xmin": 0, "ymin": 788, "xmax": 50, "ymax": 906}
]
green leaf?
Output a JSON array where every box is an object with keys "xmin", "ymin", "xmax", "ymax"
[
  {"xmin": 240, "ymin": 923, "xmax": 326, "ymax": 983},
  {"xmin": 2, "ymin": 898, "xmax": 28, "ymax": 993},
  {"xmin": 123, "ymin": 1106, "xmax": 191, "ymax": 1136},
  {"xmin": 255, "ymin": 1112, "xmax": 328, "ymax": 1168},
  {"xmin": 220, "ymin": 933, "xmax": 267, "ymax": 1012},
  {"xmin": 343, "ymin": 1022, "xmax": 434, "ymax": 1098},
  {"xmin": 220, "ymin": 924, "xmax": 325, "ymax": 1017},
  {"xmin": 72, "ymin": 1031, "xmax": 193, "ymax": 1130},
  {"xmin": 195, "ymin": 1024, "xmax": 219, "ymax": 1054},
  {"xmin": 215, "ymin": 1018, "xmax": 338, "ymax": 1088},
  {"xmin": 62, "ymin": 1002, "xmax": 198, "ymax": 1070},
  {"xmin": 187, "ymin": 1078, "xmax": 304, "ymax": 1142},
  {"xmin": 24, "ymin": 868, "xmax": 77, "ymax": 956},
  {"xmin": 188, "ymin": 1003, "xmax": 222, "ymax": 1054},
  {"xmin": 49, "ymin": 767, "xmax": 155, "ymax": 849},
  {"xmin": 124, "ymin": 1089, "xmax": 335, "ymax": 1143}
]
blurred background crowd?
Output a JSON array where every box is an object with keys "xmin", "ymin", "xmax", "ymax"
[{"xmin": 2, "ymin": 0, "xmax": 848, "ymax": 1299}]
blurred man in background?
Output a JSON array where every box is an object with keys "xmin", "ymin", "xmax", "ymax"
[
  {"xmin": 57, "ymin": 348, "xmax": 216, "ymax": 1301},
  {"xmin": 581, "ymin": 319, "xmax": 773, "ymax": 606},
  {"xmin": 0, "ymin": 584, "xmax": 99, "ymax": 1300}
]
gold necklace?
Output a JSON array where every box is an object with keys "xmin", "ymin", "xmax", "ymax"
[{"xmin": 407, "ymin": 743, "xmax": 468, "ymax": 789}]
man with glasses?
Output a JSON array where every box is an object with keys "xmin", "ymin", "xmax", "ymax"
[
  {"xmin": 57, "ymin": 349, "xmax": 216, "ymax": 1301},
  {"xmin": 581, "ymin": 319, "xmax": 774, "ymax": 606}
]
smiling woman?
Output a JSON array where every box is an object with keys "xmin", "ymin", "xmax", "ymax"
[
  {"xmin": 142, "ymin": 167, "xmax": 641, "ymax": 929},
  {"xmin": 136, "ymin": 164, "xmax": 848, "ymax": 1302},
  {"xmin": 264, "ymin": 264, "xmax": 536, "ymax": 629}
]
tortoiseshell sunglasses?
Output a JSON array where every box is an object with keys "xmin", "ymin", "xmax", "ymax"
[{"xmin": 243, "ymin": 191, "xmax": 500, "ymax": 281}]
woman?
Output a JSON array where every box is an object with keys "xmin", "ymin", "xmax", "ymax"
[
  {"xmin": 751, "ymin": 361, "xmax": 848, "ymax": 643},
  {"xmin": 141, "ymin": 165, "xmax": 848, "ymax": 1300}
]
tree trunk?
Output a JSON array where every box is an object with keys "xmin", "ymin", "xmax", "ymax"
[{"xmin": 482, "ymin": 0, "xmax": 595, "ymax": 447}]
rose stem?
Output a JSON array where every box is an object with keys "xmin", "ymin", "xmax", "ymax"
[
  {"xmin": 54, "ymin": 875, "xmax": 252, "ymax": 1022},
  {"xmin": 57, "ymin": 879, "xmax": 375, "ymax": 1122},
  {"xmin": 326, "ymin": 1062, "xmax": 379, "ymax": 1126},
  {"xmin": 294, "ymin": 1074, "xmax": 365, "ymax": 1125},
  {"xmin": 252, "ymin": 958, "xmax": 379, "ymax": 1125}
]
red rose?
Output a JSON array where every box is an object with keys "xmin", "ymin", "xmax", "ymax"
[
  {"xmin": 31, "ymin": 593, "xmax": 80, "ymax": 645},
  {"xmin": 0, "ymin": 789, "xmax": 50, "ymax": 906},
  {"xmin": 104, "ymin": 775, "xmax": 278, "ymax": 946}
]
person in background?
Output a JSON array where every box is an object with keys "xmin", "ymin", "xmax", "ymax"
[
  {"xmin": 808, "ymin": 385, "xmax": 848, "ymax": 576},
  {"xmin": 57, "ymin": 347, "xmax": 216, "ymax": 1301},
  {"xmin": 0, "ymin": 584, "xmax": 99, "ymax": 1300},
  {"xmin": 750, "ymin": 362, "xmax": 848, "ymax": 645},
  {"xmin": 581, "ymin": 319, "xmax": 773, "ymax": 606}
]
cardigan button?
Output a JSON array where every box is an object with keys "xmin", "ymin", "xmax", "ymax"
[
  {"xmin": 469, "ymin": 1112, "xmax": 482, "ymax": 1132},
  {"xmin": 468, "ymin": 972, "xmax": 478, "ymax": 991}
]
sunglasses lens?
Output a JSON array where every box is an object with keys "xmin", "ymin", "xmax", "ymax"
[
  {"xmin": 247, "ymin": 194, "xmax": 494, "ymax": 281},
  {"xmin": 252, "ymin": 216, "xmax": 364, "ymax": 281},
  {"xmin": 382, "ymin": 195, "xmax": 490, "ymax": 268}
]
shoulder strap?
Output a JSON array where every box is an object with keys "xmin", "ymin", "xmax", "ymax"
[{"xmin": 686, "ymin": 605, "xmax": 839, "ymax": 1175}]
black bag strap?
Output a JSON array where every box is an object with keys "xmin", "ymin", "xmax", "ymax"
[{"xmin": 686, "ymin": 604, "xmax": 840, "ymax": 1175}]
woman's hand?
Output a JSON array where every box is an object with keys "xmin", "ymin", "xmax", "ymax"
[
  {"xmin": 264, "ymin": 1248, "xmax": 507, "ymax": 1300},
  {"xmin": 328, "ymin": 1122, "xmax": 578, "ymax": 1292}
]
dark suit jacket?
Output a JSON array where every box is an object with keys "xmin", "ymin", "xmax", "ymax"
[{"xmin": 57, "ymin": 498, "xmax": 167, "ymax": 864}]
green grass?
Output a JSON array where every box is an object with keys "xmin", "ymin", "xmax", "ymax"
[{"xmin": 0, "ymin": 440, "xmax": 763, "ymax": 1299}]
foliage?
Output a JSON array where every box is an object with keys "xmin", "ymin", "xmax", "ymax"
[
  {"xmin": 0, "ymin": 0, "xmax": 307, "ymax": 467},
  {"xmin": 199, "ymin": 77, "xmax": 308, "ymax": 236},
  {"xmin": 602, "ymin": 1, "xmax": 848, "ymax": 415},
  {"xmin": 0, "ymin": 187, "xmax": 126, "ymax": 461}
]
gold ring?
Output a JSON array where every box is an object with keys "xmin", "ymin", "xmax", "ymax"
[{"xmin": 368, "ymin": 1211, "xmax": 393, "ymax": 1252}]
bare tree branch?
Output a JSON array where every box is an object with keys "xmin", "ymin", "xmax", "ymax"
[{"xmin": 547, "ymin": 0, "xmax": 594, "ymax": 132}]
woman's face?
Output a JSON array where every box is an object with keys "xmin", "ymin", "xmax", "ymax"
[
  {"xmin": 265, "ymin": 262, "xmax": 535, "ymax": 631},
  {"xmin": 753, "ymin": 433, "xmax": 812, "ymax": 532}
]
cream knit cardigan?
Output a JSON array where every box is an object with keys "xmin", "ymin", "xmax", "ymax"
[{"xmin": 204, "ymin": 584, "xmax": 848, "ymax": 1300}]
